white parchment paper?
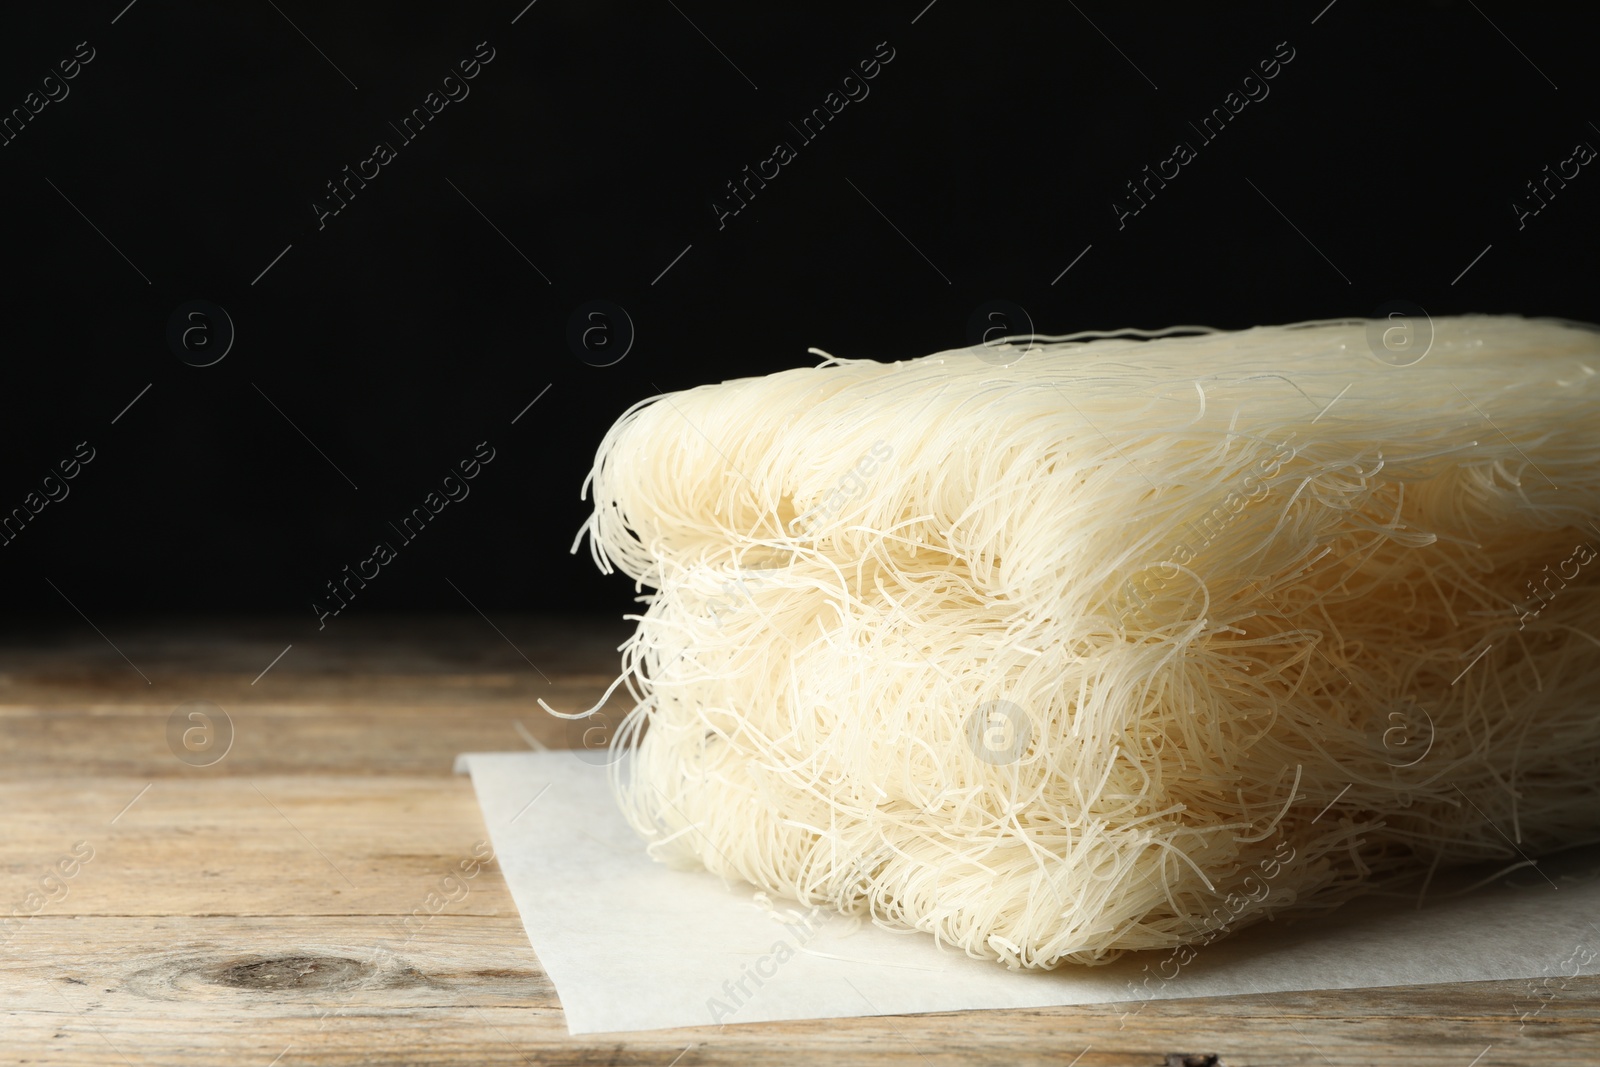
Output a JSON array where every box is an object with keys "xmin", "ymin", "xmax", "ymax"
[{"xmin": 456, "ymin": 751, "xmax": 1600, "ymax": 1035}]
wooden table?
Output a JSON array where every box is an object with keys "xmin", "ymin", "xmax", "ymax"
[{"xmin": 3, "ymin": 616, "xmax": 1593, "ymax": 1065}]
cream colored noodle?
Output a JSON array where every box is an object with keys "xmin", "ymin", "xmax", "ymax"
[{"xmin": 546, "ymin": 315, "xmax": 1600, "ymax": 968}]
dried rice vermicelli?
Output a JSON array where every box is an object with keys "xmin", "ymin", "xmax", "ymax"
[{"xmin": 547, "ymin": 315, "xmax": 1600, "ymax": 968}]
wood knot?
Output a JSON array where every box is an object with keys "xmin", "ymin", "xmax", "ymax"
[
  {"xmin": 209, "ymin": 955, "xmax": 372, "ymax": 992},
  {"xmin": 124, "ymin": 951, "xmax": 431, "ymax": 1001},
  {"xmin": 1164, "ymin": 1056, "xmax": 1222, "ymax": 1067}
]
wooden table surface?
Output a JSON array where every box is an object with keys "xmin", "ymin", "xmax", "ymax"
[{"xmin": 3, "ymin": 615, "xmax": 1594, "ymax": 1066}]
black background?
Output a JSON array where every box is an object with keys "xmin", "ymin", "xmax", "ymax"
[{"xmin": 2, "ymin": 0, "xmax": 1595, "ymax": 634}]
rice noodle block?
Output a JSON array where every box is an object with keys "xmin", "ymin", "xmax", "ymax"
[{"xmin": 549, "ymin": 316, "xmax": 1600, "ymax": 968}]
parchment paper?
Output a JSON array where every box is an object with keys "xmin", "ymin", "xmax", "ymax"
[{"xmin": 456, "ymin": 751, "xmax": 1600, "ymax": 1035}]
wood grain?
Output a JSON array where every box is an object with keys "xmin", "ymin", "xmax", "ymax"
[
  {"xmin": 2, "ymin": 617, "xmax": 1595, "ymax": 1065},
  {"xmin": 0, "ymin": 614, "xmax": 631, "ymax": 777}
]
